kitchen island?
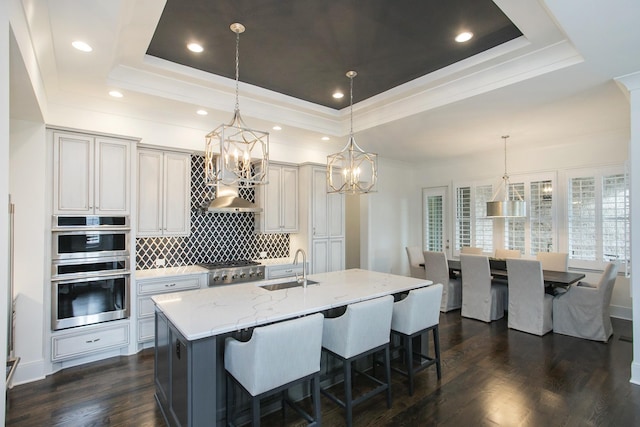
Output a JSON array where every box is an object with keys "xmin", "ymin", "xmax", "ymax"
[{"xmin": 152, "ymin": 268, "xmax": 433, "ymax": 427}]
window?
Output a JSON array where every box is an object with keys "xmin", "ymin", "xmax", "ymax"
[
  {"xmin": 424, "ymin": 192, "xmax": 444, "ymax": 251},
  {"xmin": 567, "ymin": 168, "xmax": 629, "ymax": 268},
  {"xmin": 504, "ymin": 182, "xmax": 526, "ymax": 253},
  {"xmin": 455, "ymin": 187, "xmax": 471, "ymax": 250},
  {"xmin": 530, "ymin": 180, "xmax": 554, "ymax": 254},
  {"xmin": 454, "ymin": 183, "xmax": 493, "ymax": 253}
]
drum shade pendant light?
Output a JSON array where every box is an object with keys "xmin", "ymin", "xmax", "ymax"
[
  {"xmin": 486, "ymin": 135, "xmax": 526, "ymax": 217},
  {"xmin": 327, "ymin": 71, "xmax": 378, "ymax": 194},
  {"xmin": 204, "ymin": 23, "xmax": 269, "ymax": 187}
]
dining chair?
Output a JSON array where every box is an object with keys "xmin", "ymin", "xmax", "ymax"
[
  {"xmin": 321, "ymin": 295, "xmax": 394, "ymax": 427},
  {"xmin": 406, "ymin": 246, "xmax": 426, "ymax": 279},
  {"xmin": 390, "ymin": 284, "xmax": 443, "ymax": 395},
  {"xmin": 423, "ymin": 250, "xmax": 461, "ymax": 312},
  {"xmin": 553, "ymin": 263, "xmax": 618, "ymax": 342},
  {"xmin": 224, "ymin": 313, "xmax": 324, "ymax": 427},
  {"xmin": 536, "ymin": 252, "xmax": 569, "ymax": 272},
  {"xmin": 494, "ymin": 248, "xmax": 521, "ymax": 259},
  {"xmin": 506, "ymin": 259, "xmax": 553, "ymax": 335},
  {"xmin": 460, "ymin": 246, "xmax": 483, "ymax": 255},
  {"xmin": 460, "ymin": 254, "xmax": 507, "ymax": 322}
]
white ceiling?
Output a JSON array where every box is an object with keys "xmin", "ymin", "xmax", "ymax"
[{"xmin": 9, "ymin": 0, "xmax": 640, "ymax": 162}]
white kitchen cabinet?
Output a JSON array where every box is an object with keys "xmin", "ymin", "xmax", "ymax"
[
  {"xmin": 136, "ymin": 273, "xmax": 204, "ymax": 345},
  {"xmin": 51, "ymin": 321, "xmax": 130, "ymax": 361},
  {"xmin": 296, "ymin": 164, "xmax": 345, "ymax": 274},
  {"xmin": 137, "ymin": 148, "xmax": 191, "ymax": 237},
  {"xmin": 52, "ymin": 130, "xmax": 132, "ymax": 215},
  {"xmin": 264, "ymin": 262, "xmax": 309, "ymax": 279},
  {"xmin": 256, "ymin": 163, "xmax": 298, "ymax": 233}
]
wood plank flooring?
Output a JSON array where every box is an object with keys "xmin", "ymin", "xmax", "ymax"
[{"xmin": 6, "ymin": 313, "xmax": 640, "ymax": 426}]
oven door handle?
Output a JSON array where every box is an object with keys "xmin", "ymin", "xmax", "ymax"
[{"xmin": 52, "ymin": 272, "xmax": 130, "ymax": 285}]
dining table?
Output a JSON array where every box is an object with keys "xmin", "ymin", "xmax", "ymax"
[{"xmin": 446, "ymin": 258, "xmax": 586, "ymax": 288}]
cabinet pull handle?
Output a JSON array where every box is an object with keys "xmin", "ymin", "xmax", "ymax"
[
  {"xmin": 176, "ymin": 339, "xmax": 181, "ymax": 359},
  {"xmin": 86, "ymin": 338, "xmax": 101, "ymax": 344},
  {"xmin": 284, "ymin": 269, "xmax": 293, "ymax": 273},
  {"xmin": 165, "ymin": 283, "xmax": 176, "ymax": 287}
]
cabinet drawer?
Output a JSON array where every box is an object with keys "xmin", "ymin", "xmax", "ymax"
[
  {"xmin": 138, "ymin": 275, "xmax": 201, "ymax": 295},
  {"xmin": 138, "ymin": 296, "xmax": 156, "ymax": 319},
  {"xmin": 138, "ymin": 317, "xmax": 155, "ymax": 343},
  {"xmin": 267, "ymin": 264, "xmax": 305, "ymax": 279},
  {"xmin": 52, "ymin": 323, "xmax": 130, "ymax": 361}
]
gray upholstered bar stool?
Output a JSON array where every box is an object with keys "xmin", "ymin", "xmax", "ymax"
[
  {"xmin": 224, "ymin": 313, "xmax": 324, "ymax": 427},
  {"xmin": 390, "ymin": 284, "xmax": 443, "ymax": 395},
  {"xmin": 321, "ymin": 295, "xmax": 394, "ymax": 427}
]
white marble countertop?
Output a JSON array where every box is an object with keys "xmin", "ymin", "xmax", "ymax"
[
  {"xmin": 152, "ymin": 268, "xmax": 433, "ymax": 341},
  {"xmin": 135, "ymin": 265, "xmax": 208, "ymax": 279}
]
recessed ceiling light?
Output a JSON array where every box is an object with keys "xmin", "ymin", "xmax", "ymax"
[
  {"xmin": 333, "ymin": 92, "xmax": 344, "ymax": 99},
  {"xmin": 455, "ymin": 32, "xmax": 473, "ymax": 43},
  {"xmin": 109, "ymin": 90, "xmax": 123, "ymax": 98},
  {"xmin": 321, "ymin": 136, "xmax": 330, "ymax": 141},
  {"xmin": 187, "ymin": 43, "xmax": 204, "ymax": 53},
  {"xmin": 72, "ymin": 41, "xmax": 92, "ymax": 52},
  {"xmin": 272, "ymin": 125, "xmax": 282, "ymax": 131},
  {"xmin": 196, "ymin": 109, "xmax": 208, "ymax": 116}
]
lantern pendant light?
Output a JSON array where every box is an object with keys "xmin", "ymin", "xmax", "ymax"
[
  {"xmin": 327, "ymin": 71, "xmax": 378, "ymax": 194},
  {"xmin": 204, "ymin": 23, "xmax": 269, "ymax": 188}
]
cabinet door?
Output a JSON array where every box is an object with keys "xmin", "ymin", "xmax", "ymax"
[
  {"xmin": 281, "ymin": 166, "xmax": 299, "ymax": 232},
  {"xmin": 264, "ymin": 166, "xmax": 283, "ymax": 231},
  {"xmin": 137, "ymin": 150, "xmax": 164, "ymax": 236},
  {"xmin": 312, "ymin": 239, "xmax": 329, "ymax": 274},
  {"xmin": 328, "ymin": 192, "xmax": 344, "ymax": 238},
  {"xmin": 53, "ymin": 132, "xmax": 94, "ymax": 214},
  {"xmin": 329, "ymin": 238, "xmax": 345, "ymax": 272},
  {"xmin": 163, "ymin": 152, "xmax": 191, "ymax": 236},
  {"xmin": 312, "ymin": 167, "xmax": 328, "ymax": 238},
  {"xmin": 95, "ymin": 138, "xmax": 130, "ymax": 214}
]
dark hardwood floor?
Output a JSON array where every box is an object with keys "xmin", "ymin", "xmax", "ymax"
[{"xmin": 6, "ymin": 313, "xmax": 640, "ymax": 426}]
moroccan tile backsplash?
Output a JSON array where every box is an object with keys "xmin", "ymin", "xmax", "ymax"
[{"xmin": 135, "ymin": 155, "xmax": 290, "ymax": 270}]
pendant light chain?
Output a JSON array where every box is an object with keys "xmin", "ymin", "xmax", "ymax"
[
  {"xmin": 349, "ymin": 73, "xmax": 354, "ymax": 136},
  {"xmin": 234, "ymin": 27, "xmax": 240, "ymax": 113}
]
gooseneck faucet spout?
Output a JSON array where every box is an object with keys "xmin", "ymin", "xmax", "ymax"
[{"xmin": 293, "ymin": 249, "xmax": 307, "ymax": 288}]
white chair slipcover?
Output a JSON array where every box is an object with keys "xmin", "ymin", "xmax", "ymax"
[
  {"xmin": 494, "ymin": 248, "xmax": 521, "ymax": 259},
  {"xmin": 553, "ymin": 263, "xmax": 618, "ymax": 342},
  {"xmin": 225, "ymin": 313, "xmax": 324, "ymax": 426},
  {"xmin": 506, "ymin": 259, "xmax": 553, "ymax": 336},
  {"xmin": 390, "ymin": 284, "xmax": 443, "ymax": 395},
  {"xmin": 460, "ymin": 254, "xmax": 507, "ymax": 322},
  {"xmin": 536, "ymin": 252, "xmax": 569, "ymax": 272},
  {"xmin": 406, "ymin": 246, "xmax": 426, "ymax": 279},
  {"xmin": 423, "ymin": 251, "xmax": 461, "ymax": 312},
  {"xmin": 460, "ymin": 246, "xmax": 483, "ymax": 255},
  {"xmin": 321, "ymin": 295, "xmax": 394, "ymax": 427}
]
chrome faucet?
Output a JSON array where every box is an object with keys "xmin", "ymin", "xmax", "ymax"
[{"xmin": 293, "ymin": 248, "xmax": 307, "ymax": 288}]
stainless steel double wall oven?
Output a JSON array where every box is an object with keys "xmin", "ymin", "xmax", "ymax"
[{"xmin": 51, "ymin": 215, "xmax": 131, "ymax": 330}]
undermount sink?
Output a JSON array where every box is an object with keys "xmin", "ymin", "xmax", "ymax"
[{"xmin": 260, "ymin": 279, "xmax": 319, "ymax": 291}]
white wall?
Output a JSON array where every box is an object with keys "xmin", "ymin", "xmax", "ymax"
[
  {"xmin": 9, "ymin": 120, "xmax": 47, "ymax": 384},
  {"xmin": 362, "ymin": 157, "xmax": 419, "ymax": 275},
  {"xmin": 1, "ymin": 0, "xmax": 11, "ymax": 420}
]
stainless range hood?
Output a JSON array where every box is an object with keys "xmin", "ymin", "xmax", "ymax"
[{"xmin": 204, "ymin": 183, "xmax": 262, "ymax": 213}]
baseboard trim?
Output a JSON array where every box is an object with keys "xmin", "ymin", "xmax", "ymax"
[
  {"xmin": 10, "ymin": 358, "xmax": 46, "ymax": 386},
  {"xmin": 610, "ymin": 304, "xmax": 632, "ymax": 321}
]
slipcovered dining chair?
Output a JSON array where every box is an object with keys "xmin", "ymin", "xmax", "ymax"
[
  {"xmin": 423, "ymin": 250, "xmax": 461, "ymax": 312},
  {"xmin": 494, "ymin": 248, "xmax": 521, "ymax": 259},
  {"xmin": 225, "ymin": 313, "xmax": 324, "ymax": 427},
  {"xmin": 506, "ymin": 259, "xmax": 553, "ymax": 335},
  {"xmin": 460, "ymin": 254, "xmax": 507, "ymax": 322},
  {"xmin": 390, "ymin": 284, "xmax": 443, "ymax": 395},
  {"xmin": 460, "ymin": 246, "xmax": 483, "ymax": 255},
  {"xmin": 321, "ymin": 295, "xmax": 394, "ymax": 427},
  {"xmin": 536, "ymin": 252, "xmax": 569, "ymax": 272},
  {"xmin": 553, "ymin": 263, "xmax": 618, "ymax": 342},
  {"xmin": 406, "ymin": 246, "xmax": 426, "ymax": 279}
]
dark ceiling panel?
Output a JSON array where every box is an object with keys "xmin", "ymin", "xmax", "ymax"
[{"xmin": 147, "ymin": 0, "xmax": 522, "ymax": 109}]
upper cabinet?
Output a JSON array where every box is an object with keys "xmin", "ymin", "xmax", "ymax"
[
  {"xmin": 53, "ymin": 131, "xmax": 132, "ymax": 215},
  {"xmin": 137, "ymin": 149, "xmax": 191, "ymax": 237},
  {"xmin": 256, "ymin": 163, "xmax": 298, "ymax": 233},
  {"xmin": 312, "ymin": 167, "xmax": 344, "ymax": 239}
]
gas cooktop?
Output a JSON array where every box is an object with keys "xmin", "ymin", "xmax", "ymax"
[
  {"xmin": 198, "ymin": 260, "xmax": 265, "ymax": 286},
  {"xmin": 198, "ymin": 260, "xmax": 260, "ymax": 269}
]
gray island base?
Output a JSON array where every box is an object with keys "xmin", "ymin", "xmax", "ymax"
[{"xmin": 153, "ymin": 268, "xmax": 433, "ymax": 427}]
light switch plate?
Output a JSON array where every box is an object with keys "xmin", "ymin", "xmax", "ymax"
[
  {"xmin": 155, "ymin": 258, "xmax": 165, "ymax": 267},
  {"xmin": 259, "ymin": 251, "xmax": 268, "ymax": 259}
]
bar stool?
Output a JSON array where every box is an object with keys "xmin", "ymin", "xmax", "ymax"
[
  {"xmin": 321, "ymin": 295, "xmax": 394, "ymax": 427},
  {"xmin": 224, "ymin": 313, "xmax": 324, "ymax": 427},
  {"xmin": 390, "ymin": 284, "xmax": 443, "ymax": 395}
]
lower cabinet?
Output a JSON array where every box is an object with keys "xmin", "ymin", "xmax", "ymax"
[
  {"xmin": 311, "ymin": 238, "xmax": 344, "ymax": 274},
  {"xmin": 137, "ymin": 273, "xmax": 205, "ymax": 346},
  {"xmin": 155, "ymin": 310, "xmax": 218, "ymax": 427},
  {"xmin": 51, "ymin": 321, "xmax": 130, "ymax": 361}
]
